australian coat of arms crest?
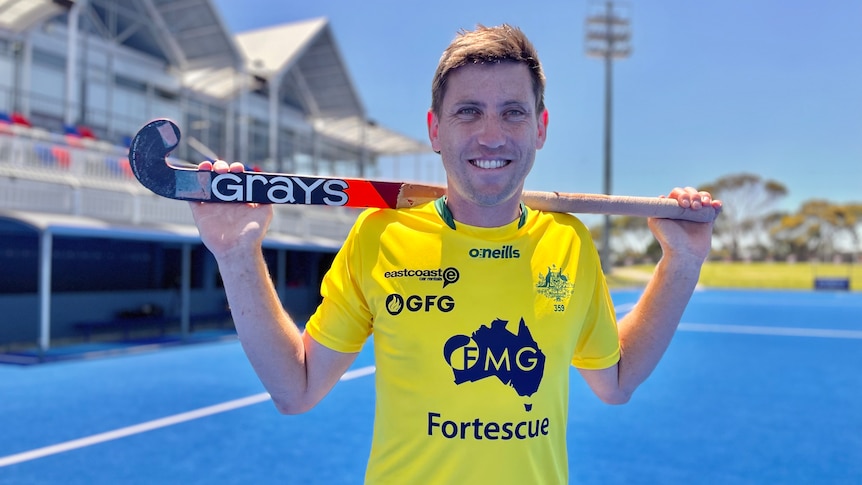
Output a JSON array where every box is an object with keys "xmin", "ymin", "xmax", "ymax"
[{"xmin": 536, "ymin": 265, "xmax": 575, "ymax": 302}]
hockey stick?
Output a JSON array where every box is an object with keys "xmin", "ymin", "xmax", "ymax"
[{"xmin": 128, "ymin": 119, "xmax": 718, "ymax": 223}]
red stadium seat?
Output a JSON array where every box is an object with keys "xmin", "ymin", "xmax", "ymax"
[
  {"xmin": 77, "ymin": 125, "xmax": 96, "ymax": 139},
  {"xmin": 51, "ymin": 146, "xmax": 71, "ymax": 169},
  {"xmin": 11, "ymin": 112, "xmax": 32, "ymax": 127}
]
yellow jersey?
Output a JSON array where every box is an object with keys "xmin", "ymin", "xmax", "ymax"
[{"xmin": 306, "ymin": 199, "xmax": 620, "ymax": 484}]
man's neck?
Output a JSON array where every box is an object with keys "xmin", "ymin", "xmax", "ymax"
[{"xmin": 443, "ymin": 194, "xmax": 523, "ymax": 228}]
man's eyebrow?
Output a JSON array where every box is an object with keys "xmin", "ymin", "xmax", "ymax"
[
  {"xmin": 499, "ymin": 100, "xmax": 534, "ymax": 113},
  {"xmin": 449, "ymin": 99, "xmax": 532, "ymax": 110},
  {"xmin": 450, "ymin": 99, "xmax": 485, "ymax": 107}
]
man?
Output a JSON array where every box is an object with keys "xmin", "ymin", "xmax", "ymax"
[{"xmin": 190, "ymin": 24, "xmax": 721, "ymax": 484}]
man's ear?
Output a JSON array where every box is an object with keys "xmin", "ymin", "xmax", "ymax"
[
  {"xmin": 536, "ymin": 109, "xmax": 549, "ymax": 149},
  {"xmin": 427, "ymin": 110, "xmax": 441, "ymax": 154}
]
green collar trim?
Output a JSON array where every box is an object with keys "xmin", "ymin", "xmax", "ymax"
[
  {"xmin": 435, "ymin": 197, "xmax": 456, "ymax": 229},
  {"xmin": 518, "ymin": 202, "xmax": 528, "ymax": 228},
  {"xmin": 434, "ymin": 196, "xmax": 528, "ymax": 230}
]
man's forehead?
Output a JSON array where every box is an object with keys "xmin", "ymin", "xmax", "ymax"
[{"xmin": 444, "ymin": 63, "xmax": 535, "ymax": 105}]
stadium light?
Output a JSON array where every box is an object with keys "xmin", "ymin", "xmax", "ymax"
[{"xmin": 586, "ymin": 0, "xmax": 631, "ymax": 272}]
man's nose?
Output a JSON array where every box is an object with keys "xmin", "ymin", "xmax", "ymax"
[{"xmin": 476, "ymin": 117, "xmax": 506, "ymax": 149}]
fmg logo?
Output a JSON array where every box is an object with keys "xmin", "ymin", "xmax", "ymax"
[
  {"xmin": 446, "ymin": 336, "xmax": 541, "ymax": 373},
  {"xmin": 442, "ymin": 318, "xmax": 545, "ymax": 400}
]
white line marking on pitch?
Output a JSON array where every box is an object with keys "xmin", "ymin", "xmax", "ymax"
[
  {"xmin": 678, "ymin": 323, "xmax": 862, "ymax": 339},
  {"xmin": 615, "ymin": 304, "xmax": 862, "ymax": 339},
  {"xmin": 614, "ymin": 302, "xmax": 637, "ymax": 314},
  {"xmin": 0, "ymin": 365, "xmax": 376, "ymax": 468}
]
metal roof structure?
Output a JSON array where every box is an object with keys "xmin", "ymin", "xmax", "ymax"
[
  {"xmin": 85, "ymin": 0, "xmax": 242, "ymax": 70},
  {"xmin": 0, "ymin": 209, "xmax": 201, "ymax": 242},
  {"xmin": 235, "ymin": 17, "xmax": 430, "ymax": 155},
  {"xmin": 0, "ymin": 0, "xmax": 241, "ymax": 69},
  {"xmin": 0, "ymin": 0, "xmax": 70, "ymax": 34},
  {"xmin": 315, "ymin": 115, "xmax": 431, "ymax": 156},
  {"xmin": 236, "ymin": 17, "xmax": 363, "ymax": 118}
]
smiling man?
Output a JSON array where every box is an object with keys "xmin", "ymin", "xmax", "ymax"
[
  {"xmin": 189, "ymin": 24, "xmax": 721, "ymax": 484},
  {"xmin": 429, "ymin": 59, "xmax": 546, "ymax": 226}
]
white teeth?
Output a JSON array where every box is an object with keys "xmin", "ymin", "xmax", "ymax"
[{"xmin": 471, "ymin": 159, "xmax": 507, "ymax": 169}]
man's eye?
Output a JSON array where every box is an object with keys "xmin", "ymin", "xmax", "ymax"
[{"xmin": 457, "ymin": 108, "xmax": 479, "ymax": 115}]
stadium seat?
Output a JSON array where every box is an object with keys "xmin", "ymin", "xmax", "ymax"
[
  {"xmin": 77, "ymin": 125, "xmax": 96, "ymax": 139},
  {"xmin": 34, "ymin": 143, "xmax": 54, "ymax": 166},
  {"xmin": 11, "ymin": 112, "xmax": 32, "ymax": 127},
  {"xmin": 106, "ymin": 157, "xmax": 121, "ymax": 175},
  {"xmin": 51, "ymin": 146, "xmax": 71, "ymax": 169},
  {"xmin": 119, "ymin": 157, "xmax": 133, "ymax": 177},
  {"xmin": 0, "ymin": 111, "xmax": 12, "ymax": 134}
]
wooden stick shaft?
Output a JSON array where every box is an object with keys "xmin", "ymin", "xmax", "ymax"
[
  {"xmin": 397, "ymin": 185, "xmax": 717, "ymax": 223},
  {"xmin": 523, "ymin": 190, "xmax": 717, "ymax": 222}
]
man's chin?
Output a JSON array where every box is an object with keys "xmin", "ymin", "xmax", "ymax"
[{"xmin": 468, "ymin": 190, "xmax": 522, "ymax": 208}]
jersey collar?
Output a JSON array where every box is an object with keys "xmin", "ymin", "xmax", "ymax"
[{"xmin": 434, "ymin": 196, "xmax": 527, "ymax": 230}]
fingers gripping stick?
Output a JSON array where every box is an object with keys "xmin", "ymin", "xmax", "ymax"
[{"xmin": 128, "ymin": 119, "xmax": 718, "ymax": 222}]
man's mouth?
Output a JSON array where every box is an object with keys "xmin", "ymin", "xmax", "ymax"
[{"xmin": 469, "ymin": 159, "xmax": 510, "ymax": 169}]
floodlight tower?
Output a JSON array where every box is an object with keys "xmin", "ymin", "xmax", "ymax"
[{"xmin": 585, "ymin": 1, "xmax": 631, "ymax": 272}]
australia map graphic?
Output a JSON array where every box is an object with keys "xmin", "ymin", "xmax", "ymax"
[{"xmin": 443, "ymin": 318, "xmax": 546, "ymax": 399}]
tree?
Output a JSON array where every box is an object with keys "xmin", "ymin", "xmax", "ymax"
[
  {"xmin": 771, "ymin": 200, "xmax": 862, "ymax": 261},
  {"xmin": 700, "ymin": 173, "xmax": 788, "ymax": 260},
  {"xmin": 611, "ymin": 215, "xmax": 653, "ymax": 263},
  {"xmin": 845, "ymin": 203, "xmax": 862, "ymax": 259},
  {"xmin": 761, "ymin": 210, "xmax": 790, "ymax": 260},
  {"xmin": 590, "ymin": 216, "xmax": 656, "ymax": 265}
]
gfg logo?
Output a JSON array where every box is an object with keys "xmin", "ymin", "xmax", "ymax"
[{"xmin": 385, "ymin": 294, "xmax": 455, "ymax": 315}]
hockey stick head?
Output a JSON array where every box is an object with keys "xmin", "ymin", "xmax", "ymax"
[{"xmin": 128, "ymin": 119, "xmax": 212, "ymax": 201}]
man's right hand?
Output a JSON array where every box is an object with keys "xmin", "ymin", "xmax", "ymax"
[
  {"xmin": 188, "ymin": 160, "xmax": 273, "ymax": 260},
  {"xmin": 187, "ymin": 161, "xmax": 357, "ymax": 415}
]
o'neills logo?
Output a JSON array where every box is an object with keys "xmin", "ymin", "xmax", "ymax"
[
  {"xmin": 211, "ymin": 173, "xmax": 349, "ymax": 205},
  {"xmin": 468, "ymin": 245, "xmax": 520, "ymax": 259}
]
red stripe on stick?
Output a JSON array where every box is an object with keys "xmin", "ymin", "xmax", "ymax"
[{"xmin": 343, "ymin": 180, "xmax": 402, "ymax": 209}]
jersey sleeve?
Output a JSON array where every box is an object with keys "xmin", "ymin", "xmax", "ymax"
[
  {"xmin": 571, "ymin": 234, "xmax": 621, "ymax": 370},
  {"xmin": 305, "ymin": 210, "xmax": 376, "ymax": 353}
]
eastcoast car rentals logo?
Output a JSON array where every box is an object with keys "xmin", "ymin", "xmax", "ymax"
[
  {"xmin": 210, "ymin": 173, "xmax": 350, "ymax": 205},
  {"xmin": 384, "ymin": 267, "xmax": 460, "ymax": 288}
]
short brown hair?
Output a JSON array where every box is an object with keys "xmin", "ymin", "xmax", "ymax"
[{"xmin": 430, "ymin": 24, "xmax": 546, "ymax": 117}]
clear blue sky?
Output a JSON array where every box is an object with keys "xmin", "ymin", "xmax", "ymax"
[{"xmin": 213, "ymin": 0, "xmax": 862, "ymax": 214}]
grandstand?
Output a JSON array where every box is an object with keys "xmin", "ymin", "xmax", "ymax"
[{"xmin": 0, "ymin": 0, "xmax": 433, "ymax": 353}]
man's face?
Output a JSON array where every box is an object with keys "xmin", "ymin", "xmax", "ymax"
[{"xmin": 428, "ymin": 62, "xmax": 548, "ymax": 210}]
